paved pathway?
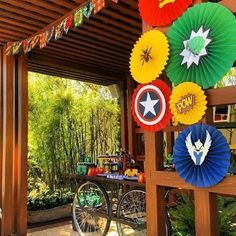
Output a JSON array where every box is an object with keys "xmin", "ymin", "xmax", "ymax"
[{"xmin": 27, "ymin": 221, "xmax": 119, "ymax": 236}]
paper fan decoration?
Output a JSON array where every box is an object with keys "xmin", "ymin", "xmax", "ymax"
[
  {"xmin": 173, "ymin": 124, "xmax": 230, "ymax": 188},
  {"xmin": 170, "ymin": 82, "xmax": 207, "ymax": 125},
  {"xmin": 130, "ymin": 30, "xmax": 169, "ymax": 84},
  {"xmin": 167, "ymin": 3, "xmax": 236, "ymax": 89},
  {"xmin": 131, "ymin": 80, "xmax": 172, "ymax": 132},
  {"xmin": 139, "ymin": 0, "xmax": 192, "ymax": 27}
]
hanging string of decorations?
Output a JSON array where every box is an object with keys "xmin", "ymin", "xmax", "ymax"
[{"xmin": 5, "ymin": 0, "xmax": 119, "ymax": 56}]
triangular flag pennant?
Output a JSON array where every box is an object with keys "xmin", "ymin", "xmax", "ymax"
[
  {"xmin": 23, "ymin": 38, "xmax": 32, "ymax": 54},
  {"xmin": 12, "ymin": 41, "xmax": 22, "ymax": 55},
  {"xmin": 64, "ymin": 15, "xmax": 73, "ymax": 33},
  {"xmin": 74, "ymin": 8, "xmax": 84, "ymax": 27},
  {"xmin": 46, "ymin": 27, "xmax": 54, "ymax": 43},
  {"xmin": 55, "ymin": 22, "xmax": 64, "ymax": 40},
  {"xmin": 40, "ymin": 27, "xmax": 54, "ymax": 49},
  {"xmin": 6, "ymin": 42, "xmax": 14, "ymax": 56},
  {"xmin": 92, "ymin": 0, "xmax": 105, "ymax": 14},
  {"xmin": 83, "ymin": 2, "xmax": 94, "ymax": 18},
  {"xmin": 30, "ymin": 35, "xmax": 39, "ymax": 49},
  {"xmin": 39, "ymin": 32, "xmax": 47, "ymax": 49}
]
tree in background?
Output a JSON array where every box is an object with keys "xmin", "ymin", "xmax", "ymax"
[{"xmin": 28, "ymin": 72, "xmax": 120, "ymax": 192}]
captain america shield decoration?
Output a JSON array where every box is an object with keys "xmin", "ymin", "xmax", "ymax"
[{"xmin": 131, "ymin": 80, "xmax": 172, "ymax": 131}]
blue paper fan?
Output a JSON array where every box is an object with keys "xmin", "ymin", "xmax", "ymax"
[{"xmin": 173, "ymin": 124, "xmax": 230, "ymax": 188}]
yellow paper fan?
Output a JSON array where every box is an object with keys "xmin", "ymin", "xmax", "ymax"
[
  {"xmin": 170, "ymin": 82, "xmax": 207, "ymax": 125},
  {"xmin": 130, "ymin": 29, "xmax": 169, "ymax": 84}
]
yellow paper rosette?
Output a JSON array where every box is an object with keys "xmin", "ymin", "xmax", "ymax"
[
  {"xmin": 130, "ymin": 29, "xmax": 169, "ymax": 84},
  {"xmin": 170, "ymin": 82, "xmax": 207, "ymax": 125}
]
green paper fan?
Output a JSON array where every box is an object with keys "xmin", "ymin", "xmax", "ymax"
[{"xmin": 166, "ymin": 3, "xmax": 236, "ymax": 89}]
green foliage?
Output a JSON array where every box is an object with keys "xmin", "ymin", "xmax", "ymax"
[
  {"xmin": 169, "ymin": 195, "xmax": 236, "ymax": 236},
  {"xmin": 169, "ymin": 196, "xmax": 195, "ymax": 236},
  {"xmin": 28, "ymin": 72, "xmax": 120, "ymax": 192},
  {"xmin": 28, "ymin": 188, "xmax": 73, "ymax": 211}
]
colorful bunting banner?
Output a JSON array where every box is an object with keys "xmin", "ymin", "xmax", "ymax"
[{"xmin": 5, "ymin": 0, "xmax": 117, "ymax": 56}]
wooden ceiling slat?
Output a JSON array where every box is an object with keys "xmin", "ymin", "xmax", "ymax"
[
  {"xmin": 85, "ymin": 20, "xmax": 137, "ymax": 40},
  {"xmin": 51, "ymin": 38, "xmax": 129, "ymax": 61},
  {"xmin": 44, "ymin": 42, "xmax": 127, "ymax": 67},
  {"xmin": 60, "ymin": 31, "xmax": 129, "ymax": 55},
  {"xmin": 56, "ymin": 35, "xmax": 128, "ymax": 59},
  {"xmin": 89, "ymin": 14, "xmax": 141, "ymax": 36},
  {"xmin": 118, "ymin": 0, "xmax": 138, "ymax": 9},
  {"xmin": 29, "ymin": 50, "xmax": 124, "ymax": 78},
  {"xmin": 23, "ymin": 0, "xmax": 69, "ymax": 15},
  {"xmin": 0, "ymin": 25, "xmax": 31, "ymax": 37},
  {"xmin": 0, "ymin": 34, "xmax": 20, "ymax": 41},
  {"xmin": 38, "ymin": 45, "xmax": 128, "ymax": 70},
  {"xmin": 47, "ymin": 0, "xmax": 78, "ymax": 10},
  {"xmin": 0, "ymin": 18, "xmax": 39, "ymax": 32},
  {"xmin": 77, "ymin": 24, "xmax": 134, "ymax": 46},
  {"xmin": 0, "ymin": 29, "xmax": 28, "ymax": 39},
  {"xmin": 111, "ymin": 4, "xmax": 140, "ymax": 20},
  {"xmin": 1, "ymin": 0, "xmax": 61, "ymax": 19},
  {"xmin": 83, "ymin": 19, "xmax": 138, "ymax": 41},
  {"xmin": 29, "ymin": 53, "xmax": 124, "ymax": 81},
  {"xmin": 0, "ymin": 2, "xmax": 52, "ymax": 24},
  {"xmin": 73, "ymin": 27, "xmax": 132, "ymax": 49},
  {"xmin": 0, "ymin": 9, "xmax": 46, "ymax": 29},
  {"xmin": 30, "ymin": 50, "xmax": 125, "ymax": 75},
  {"xmin": 102, "ymin": 9, "xmax": 140, "ymax": 28}
]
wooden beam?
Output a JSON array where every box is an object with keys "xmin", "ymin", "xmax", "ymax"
[
  {"xmin": 151, "ymin": 171, "xmax": 236, "ymax": 196},
  {"xmin": 219, "ymin": 0, "xmax": 236, "ymax": 12},
  {"xmin": 195, "ymin": 191, "xmax": 219, "ymax": 236},
  {"xmin": 206, "ymin": 86, "xmax": 236, "ymax": 106}
]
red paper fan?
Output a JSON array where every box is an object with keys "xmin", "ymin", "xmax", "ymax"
[
  {"xmin": 131, "ymin": 80, "xmax": 172, "ymax": 132},
  {"xmin": 139, "ymin": 0, "xmax": 192, "ymax": 27}
]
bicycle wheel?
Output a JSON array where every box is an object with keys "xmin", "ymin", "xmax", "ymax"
[
  {"xmin": 116, "ymin": 189, "xmax": 146, "ymax": 236},
  {"xmin": 116, "ymin": 189, "xmax": 172, "ymax": 236},
  {"xmin": 72, "ymin": 181, "xmax": 111, "ymax": 236}
]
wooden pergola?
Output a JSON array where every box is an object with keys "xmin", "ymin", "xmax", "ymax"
[{"xmin": 0, "ymin": 0, "xmax": 235, "ymax": 235}]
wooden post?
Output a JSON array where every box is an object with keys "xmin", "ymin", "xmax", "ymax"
[
  {"xmin": 120, "ymin": 81, "xmax": 128, "ymax": 150},
  {"xmin": 145, "ymin": 132, "xmax": 166, "ymax": 236},
  {"xmin": 195, "ymin": 190, "xmax": 219, "ymax": 236},
  {"xmin": 127, "ymin": 77, "xmax": 136, "ymax": 155},
  {"xmin": 1, "ymin": 49, "xmax": 15, "ymax": 236},
  {"xmin": 16, "ymin": 56, "xmax": 28, "ymax": 235},
  {"xmin": 0, "ymin": 48, "xmax": 28, "ymax": 236}
]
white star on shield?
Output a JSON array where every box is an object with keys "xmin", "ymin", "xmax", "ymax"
[{"xmin": 139, "ymin": 92, "xmax": 159, "ymax": 117}]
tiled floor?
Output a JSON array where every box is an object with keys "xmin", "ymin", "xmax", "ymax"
[{"xmin": 27, "ymin": 221, "xmax": 119, "ymax": 236}]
